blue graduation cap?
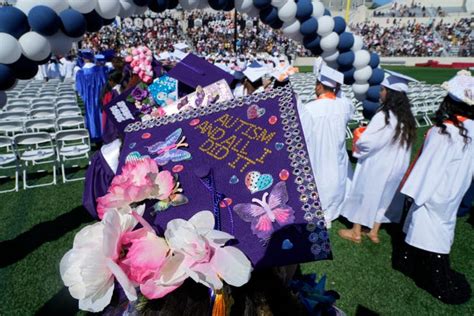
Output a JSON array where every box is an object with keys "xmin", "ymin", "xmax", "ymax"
[{"xmin": 79, "ymin": 49, "xmax": 94, "ymax": 61}]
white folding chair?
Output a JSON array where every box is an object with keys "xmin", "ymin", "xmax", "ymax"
[
  {"xmin": 0, "ymin": 120, "xmax": 24, "ymax": 136},
  {"xmin": 56, "ymin": 116, "xmax": 85, "ymax": 130},
  {"xmin": 14, "ymin": 132, "xmax": 56, "ymax": 189},
  {"xmin": 4, "ymin": 104, "xmax": 30, "ymax": 113},
  {"xmin": 0, "ymin": 136, "xmax": 19, "ymax": 193},
  {"xmin": 0, "ymin": 111, "xmax": 28, "ymax": 121},
  {"xmin": 24, "ymin": 118, "xmax": 56, "ymax": 133},
  {"xmin": 55, "ymin": 129, "xmax": 90, "ymax": 183},
  {"xmin": 57, "ymin": 107, "xmax": 82, "ymax": 117},
  {"xmin": 31, "ymin": 98, "xmax": 54, "ymax": 105},
  {"xmin": 6, "ymin": 99, "xmax": 28, "ymax": 106},
  {"xmin": 30, "ymin": 108, "xmax": 56, "ymax": 119},
  {"xmin": 56, "ymin": 102, "xmax": 79, "ymax": 110}
]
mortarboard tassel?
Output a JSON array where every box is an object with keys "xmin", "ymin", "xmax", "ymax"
[{"xmin": 212, "ymin": 290, "xmax": 226, "ymax": 316}]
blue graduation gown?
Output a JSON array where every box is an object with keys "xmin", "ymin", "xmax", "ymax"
[{"xmin": 76, "ymin": 65, "xmax": 107, "ymax": 141}]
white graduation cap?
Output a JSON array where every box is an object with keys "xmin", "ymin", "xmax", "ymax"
[
  {"xmin": 317, "ymin": 65, "xmax": 344, "ymax": 88},
  {"xmin": 173, "ymin": 42, "xmax": 189, "ymax": 51},
  {"xmin": 172, "ymin": 50, "xmax": 188, "ymax": 61},
  {"xmin": 381, "ymin": 70, "xmax": 419, "ymax": 93},
  {"xmin": 243, "ymin": 62, "xmax": 271, "ymax": 82},
  {"xmin": 158, "ymin": 52, "xmax": 171, "ymax": 60},
  {"xmin": 442, "ymin": 70, "xmax": 474, "ymax": 105}
]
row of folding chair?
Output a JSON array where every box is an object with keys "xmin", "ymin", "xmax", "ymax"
[
  {"xmin": 2, "ymin": 101, "xmax": 79, "ymax": 115},
  {"xmin": 5, "ymin": 96, "xmax": 77, "ymax": 107},
  {"xmin": 0, "ymin": 107, "xmax": 82, "ymax": 122},
  {"xmin": 0, "ymin": 116, "xmax": 85, "ymax": 137},
  {"xmin": 0, "ymin": 129, "xmax": 91, "ymax": 192}
]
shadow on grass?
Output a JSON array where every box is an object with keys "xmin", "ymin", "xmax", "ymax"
[
  {"xmin": 355, "ymin": 304, "xmax": 380, "ymax": 315},
  {"xmin": 0, "ymin": 205, "xmax": 94, "ymax": 268},
  {"xmin": 35, "ymin": 287, "xmax": 79, "ymax": 316}
]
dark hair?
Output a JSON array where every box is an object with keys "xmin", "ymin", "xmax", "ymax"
[
  {"xmin": 316, "ymin": 81, "xmax": 335, "ymax": 93},
  {"xmin": 109, "ymin": 71, "xmax": 123, "ymax": 86},
  {"xmin": 136, "ymin": 268, "xmax": 308, "ymax": 316},
  {"xmin": 380, "ymin": 88, "xmax": 417, "ymax": 148},
  {"xmin": 434, "ymin": 94, "xmax": 473, "ymax": 144}
]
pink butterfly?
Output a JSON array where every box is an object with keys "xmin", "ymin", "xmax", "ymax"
[{"xmin": 233, "ymin": 181, "xmax": 295, "ymax": 242}]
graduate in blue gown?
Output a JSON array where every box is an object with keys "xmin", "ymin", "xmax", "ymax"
[{"xmin": 76, "ymin": 51, "xmax": 108, "ymax": 142}]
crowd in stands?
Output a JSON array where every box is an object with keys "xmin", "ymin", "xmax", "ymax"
[
  {"xmin": 373, "ymin": 1, "xmax": 447, "ymax": 18},
  {"xmin": 351, "ymin": 18, "xmax": 472, "ymax": 57},
  {"xmin": 79, "ymin": 9, "xmax": 472, "ymax": 58},
  {"xmin": 81, "ymin": 12, "xmax": 187, "ymax": 57},
  {"xmin": 185, "ymin": 11, "xmax": 310, "ymax": 57}
]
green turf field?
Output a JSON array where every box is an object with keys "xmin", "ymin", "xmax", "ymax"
[
  {"xmin": 298, "ymin": 65, "xmax": 462, "ymax": 84},
  {"xmin": 0, "ymin": 67, "xmax": 472, "ymax": 315}
]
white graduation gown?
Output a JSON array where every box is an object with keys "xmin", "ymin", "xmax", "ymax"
[
  {"xmin": 340, "ymin": 110, "xmax": 411, "ymax": 228},
  {"xmin": 298, "ymin": 96, "xmax": 354, "ymax": 222},
  {"xmin": 402, "ymin": 120, "xmax": 474, "ymax": 254}
]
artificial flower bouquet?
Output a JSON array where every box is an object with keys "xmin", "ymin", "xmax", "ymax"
[{"xmin": 60, "ymin": 157, "xmax": 252, "ymax": 313}]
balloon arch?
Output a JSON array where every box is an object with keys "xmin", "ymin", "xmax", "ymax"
[{"xmin": 0, "ymin": 0, "xmax": 384, "ymax": 116}]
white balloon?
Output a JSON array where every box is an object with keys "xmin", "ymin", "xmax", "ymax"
[
  {"xmin": 320, "ymin": 32, "xmax": 339, "ymax": 51},
  {"xmin": 235, "ymin": 0, "xmax": 254, "ymax": 13},
  {"xmin": 96, "ymin": 0, "xmax": 120, "ymax": 19},
  {"xmin": 246, "ymin": 6, "xmax": 260, "ymax": 18},
  {"xmin": 19, "ymin": 32, "xmax": 51, "ymax": 62},
  {"xmin": 278, "ymin": 0, "xmax": 297, "ymax": 23},
  {"xmin": 312, "ymin": 1, "xmax": 325, "ymax": 18},
  {"xmin": 282, "ymin": 20, "xmax": 301, "ymax": 36},
  {"xmin": 119, "ymin": 0, "xmax": 136, "ymax": 17},
  {"xmin": 354, "ymin": 92, "xmax": 366, "ymax": 101},
  {"xmin": 317, "ymin": 16, "xmax": 334, "ymax": 37},
  {"xmin": 352, "ymin": 83, "xmax": 370, "ymax": 95},
  {"xmin": 351, "ymin": 35, "xmax": 364, "ymax": 51},
  {"xmin": 47, "ymin": 31, "xmax": 73, "ymax": 55},
  {"xmin": 0, "ymin": 91, "xmax": 7, "ymax": 108},
  {"xmin": 16, "ymin": 0, "xmax": 69, "ymax": 14},
  {"xmin": 353, "ymin": 50, "xmax": 371, "ymax": 69},
  {"xmin": 354, "ymin": 65, "xmax": 373, "ymax": 83},
  {"xmin": 321, "ymin": 49, "xmax": 339, "ymax": 62},
  {"xmin": 69, "ymin": 0, "xmax": 97, "ymax": 14},
  {"xmin": 271, "ymin": 0, "xmax": 288, "ymax": 9},
  {"xmin": 134, "ymin": 5, "xmax": 148, "ymax": 15},
  {"xmin": 197, "ymin": 0, "xmax": 209, "ymax": 9},
  {"xmin": 180, "ymin": 0, "xmax": 200, "ymax": 10},
  {"xmin": 0, "ymin": 33, "xmax": 21, "ymax": 64}
]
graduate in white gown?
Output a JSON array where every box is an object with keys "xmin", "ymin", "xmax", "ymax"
[
  {"xmin": 338, "ymin": 71, "xmax": 417, "ymax": 243},
  {"xmin": 298, "ymin": 65, "xmax": 354, "ymax": 225},
  {"xmin": 395, "ymin": 70, "xmax": 474, "ymax": 304}
]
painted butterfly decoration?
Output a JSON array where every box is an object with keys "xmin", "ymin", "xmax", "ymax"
[
  {"xmin": 152, "ymin": 174, "xmax": 189, "ymax": 213},
  {"xmin": 177, "ymin": 96, "xmax": 189, "ymax": 111},
  {"xmin": 233, "ymin": 181, "xmax": 295, "ymax": 242},
  {"xmin": 146, "ymin": 128, "xmax": 192, "ymax": 166}
]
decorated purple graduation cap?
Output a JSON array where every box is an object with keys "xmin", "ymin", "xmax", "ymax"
[
  {"xmin": 317, "ymin": 65, "xmax": 344, "ymax": 88},
  {"xmin": 117, "ymin": 85, "xmax": 332, "ymax": 269},
  {"xmin": 168, "ymin": 53, "xmax": 234, "ymax": 89},
  {"xmin": 382, "ymin": 70, "xmax": 418, "ymax": 93},
  {"xmin": 442, "ymin": 70, "xmax": 474, "ymax": 106}
]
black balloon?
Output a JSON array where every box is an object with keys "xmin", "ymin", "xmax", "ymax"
[
  {"xmin": 11, "ymin": 56, "xmax": 38, "ymax": 80},
  {"xmin": 84, "ymin": 10, "xmax": 104, "ymax": 32},
  {"xmin": 148, "ymin": 0, "xmax": 168, "ymax": 13},
  {"xmin": 0, "ymin": 64, "xmax": 17, "ymax": 90}
]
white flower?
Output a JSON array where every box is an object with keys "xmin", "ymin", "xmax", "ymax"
[
  {"xmin": 157, "ymin": 211, "xmax": 252, "ymax": 290},
  {"xmin": 60, "ymin": 206, "xmax": 145, "ymax": 312}
]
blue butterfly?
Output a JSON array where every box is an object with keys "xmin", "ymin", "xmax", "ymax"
[{"xmin": 146, "ymin": 128, "xmax": 192, "ymax": 166}]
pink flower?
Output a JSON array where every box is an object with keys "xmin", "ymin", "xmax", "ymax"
[
  {"xmin": 125, "ymin": 56, "xmax": 132, "ymax": 63},
  {"xmin": 119, "ymin": 214, "xmax": 170, "ymax": 285},
  {"xmin": 60, "ymin": 207, "xmax": 145, "ymax": 312},
  {"xmin": 97, "ymin": 158, "xmax": 159, "ymax": 219},
  {"xmin": 150, "ymin": 170, "xmax": 174, "ymax": 200}
]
